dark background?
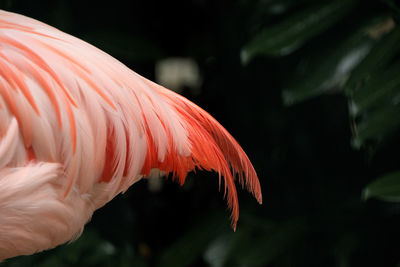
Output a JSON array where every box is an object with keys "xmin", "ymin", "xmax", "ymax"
[{"xmin": 2, "ymin": 0, "xmax": 400, "ymax": 266}]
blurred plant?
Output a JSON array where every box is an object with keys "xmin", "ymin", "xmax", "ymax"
[{"xmin": 243, "ymin": 0, "xmax": 400, "ymax": 207}]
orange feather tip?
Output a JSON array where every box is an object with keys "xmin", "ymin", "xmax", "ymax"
[{"xmin": 137, "ymin": 84, "xmax": 262, "ymax": 229}]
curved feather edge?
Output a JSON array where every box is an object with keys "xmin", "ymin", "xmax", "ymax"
[
  {"xmin": 139, "ymin": 78, "xmax": 262, "ymax": 230},
  {"xmin": 0, "ymin": 9, "xmax": 262, "ymax": 231}
]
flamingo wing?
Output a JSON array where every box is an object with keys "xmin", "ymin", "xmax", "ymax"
[{"xmin": 0, "ymin": 9, "xmax": 261, "ymax": 258}]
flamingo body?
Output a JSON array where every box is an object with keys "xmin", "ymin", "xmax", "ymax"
[{"xmin": 0, "ymin": 10, "xmax": 261, "ymax": 259}]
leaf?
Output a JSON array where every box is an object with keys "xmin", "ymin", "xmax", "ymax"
[
  {"xmin": 157, "ymin": 213, "xmax": 228, "ymax": 267},
  {"xmin": 332, "ymin": 233, "xmax": 358, "ymax": 267},
  {"xmin": 352, "ymin": 105, "xmax": 400, "ymax": 148},
  {"xmin": 344, "ymin": 26, "xmax": 400, "ymax": 95},
  {"xmin": 241, "ymin": 0, "xmax": 357, "ymax": 63},
  {"xmin": 337, "ymin": 20, "xmax": 400, "ymax": 148},
  {"xmin": 204, "ymin": 215, "xmax": 277, "ymax": 267},
  {"xmin": 204, "ymin": 218, "xmax": 305, "ymax": 267},
  {"xmin": 230, "ymin": 218, "xmax": 305, "ymax": 266},
  {"xmin": 203, "ymin": 228, "xmax": 252, "ymax": 267},
  {"xmin": 282, "ymin": 16, "xmax": 386, "ymax": 106},
  {"xmin": 363, "ymin": 171, "xmax": 400, "ymax": 202},
  {"xmin": 350, "ymin": 63, "xmax": 400, "ymax": 116}
]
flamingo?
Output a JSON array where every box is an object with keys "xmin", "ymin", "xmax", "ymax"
[{"xmin": 0, "ymin": 9, "xmax": 262, "ymax": 259}]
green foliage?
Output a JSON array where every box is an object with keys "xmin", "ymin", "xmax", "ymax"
[
  {"xmin": 242, "ymin": 1, "xmax": 400, "ymax": 262},
  {"xmin": 206, "ymin": 218, "xmax": 306, "ymax": 267},
  {"xmin": 363, "ymin": 171, "xmax": 400, "ymax": 202},
  {"xmin": 240, "ymin": 0, "xmax": 400, "ymax": 264},
  {"xmin": 243, "ymin": 0, "xmax": 400, "ymax": 229},
  {"xmin": 158, "ymin": 213, "xmax": 228, "ymax": 267},
  {"xmin": 160, "ymin": 215, "xmax": 305, "ymax": 267},
  {"xmin": 243, "ymin": 0, "xmax": 400, "ymax": 150},
  {"xmin": 241, "ymin": 0, "xmax": 357, "ymax": 62}
]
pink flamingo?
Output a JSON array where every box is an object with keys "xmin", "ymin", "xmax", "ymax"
[{"xmin": 0, "ymin": 9, "xmax": 262, "ymax": 259}]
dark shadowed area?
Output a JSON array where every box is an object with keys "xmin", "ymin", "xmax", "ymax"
[{"xmin": 2, "ymin": 0, "xmax": 400, "ymax": 266}]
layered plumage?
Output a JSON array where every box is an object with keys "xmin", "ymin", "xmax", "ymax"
[{"xmin": 0, "ymin": 9, "xmax": 262, "ymax": 259}]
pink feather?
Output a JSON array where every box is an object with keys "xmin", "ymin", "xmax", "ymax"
[{"xmin": 0, "ymin": 9, "xmax": 262, "ymax": 259}]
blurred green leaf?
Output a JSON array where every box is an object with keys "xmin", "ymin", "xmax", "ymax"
[
  {"xmin": 204, "ymin": 218, "xmax": 305, "ymax": 267},
  {"xmin": 81, "ymin": 30, "xmax": 164, "ymax": 62},
  {"xmin": 241, "ymin": 0, "xmax": 357, "ymax": 63},
  {"xmin": 363, "ymin": 171, "xmax": 400, "ymax": 202},
  {"xmin": 332, "ymin": 19, "xmax": 400, "ymax": 148},
  {"xmin": 282, "ymin": 16, "xmax": 387, "ymax": 106},
  {"xmin": 352, "ymin": 105, "xmax": 400, "ymax": 148},
  {"xmin": 157, "ymin": 213, "xmax": 228, "ymax": 267},
  {"xmin": 204, "ymin": 216, "xmax": 278, "ymax": 267},
  {"xmin": 204, "ymin": 228, "xmax": 252, "ymax": 267},
  {"xmin": 344, "ymin": 26, "xmax": 400, "ymax": 95},
  {"xmin": 250, "ymin": 0, "xmax": 315, "ymax": 19},
  {"xmin": 332, "ymin": 233, "xmax": 357, "ymax": 267},
  {"xmin": 350, "ymin": 63, "xmax": 400, "ymax": 116},
  {"xmin": 227, "ymin": 218, "xmax": 305, "ymax": 266}
]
